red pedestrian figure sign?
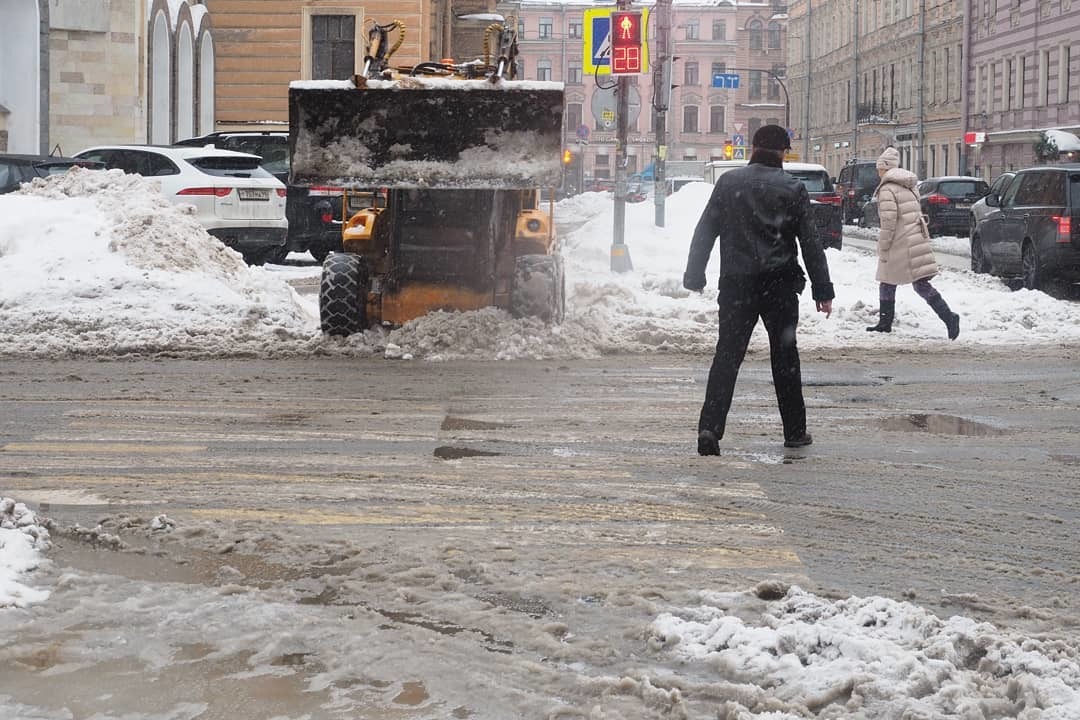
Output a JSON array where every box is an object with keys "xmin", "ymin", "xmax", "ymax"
[{"xmin": 610, "ymin": 11, "xmax": 644, "ymax": 75}]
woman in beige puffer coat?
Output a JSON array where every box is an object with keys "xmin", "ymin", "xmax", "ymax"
[{"xmin": 866, "ymin": 147, "xmax": 960, "ymax": 340}]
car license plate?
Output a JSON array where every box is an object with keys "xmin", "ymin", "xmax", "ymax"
[
  {"xmin": 955, "ymin": 202, "xmax": 970, "ymax": 209},
  {"xmin": 238, "ymin": 188, "xmax": 269, "ymax": 201}
]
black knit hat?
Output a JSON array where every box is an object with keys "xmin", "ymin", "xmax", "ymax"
[{"xmin": 751, "ymin": 124, "xmax": 791, "ymax": 151}]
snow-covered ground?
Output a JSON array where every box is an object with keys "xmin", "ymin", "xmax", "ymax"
[
  {"xmin": 5, "ymin": 170, "xmax": 1080, "ymax": 717},
  {"xmin": 2, "ymin": 168, "xmax": 1079, "ymax": 362}
]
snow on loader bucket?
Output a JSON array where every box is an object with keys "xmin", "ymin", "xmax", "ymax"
[{"xmin": 288, "ymin": 77, "xmax": 565, "ymax": 190}]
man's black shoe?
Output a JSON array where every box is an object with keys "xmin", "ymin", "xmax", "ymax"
[
  {"xmin": 698, "ymin": 430, "xmax": 720, "ymax": 456},
  {"xmin": 784, "ymin": 433, "xmax": 813, "ymax": 448}
]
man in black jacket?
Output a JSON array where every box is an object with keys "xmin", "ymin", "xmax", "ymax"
[{"xmin": 684, "ymin": 125, "xmax": 835, "ymax": 455}]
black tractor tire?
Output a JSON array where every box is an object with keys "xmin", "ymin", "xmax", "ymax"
[
  {"xmin": 511, "ymin": 254, "xmax": 565, "ymax": 324},
  {"xmin": 1021, "ymin": 241, "xmax": 1044, "ymax": 291},
  {"xmin": 970, "ymin": 234, "xmax": 991, "ymax": 274},
  {"xmin": 319, "ymin": 252, "xmax": 369, "ymax": 336}
]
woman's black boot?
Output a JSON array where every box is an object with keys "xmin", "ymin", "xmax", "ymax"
[{"xmin": 866, "ymin": 300, "xmax": 895, "ymax": 333}]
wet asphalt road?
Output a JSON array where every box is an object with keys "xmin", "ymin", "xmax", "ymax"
[{"xmin": 1, "ymin": 348, "xmax": 1079, "ymax": 716}]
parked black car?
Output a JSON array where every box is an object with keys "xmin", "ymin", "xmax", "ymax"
[
  {"xmin": 970, "ymin": 163, "xmax": 1080, "ymax": 290},
  {"xmin": 786, "ymin": 162, "xmax": 843, "ymax": 250},
  {"xmin": 835, "ymin": 160, "xmax": 879, "ymax": 225},
  {"xmin": 917, "ymin": 176, "xmax": 990, "ymax": 237},
  {"xmin": 969, "ymin": 172, "xmax": 1016, "ymax": 237},
  {"xmin": 174, "ymin": 131, "xmax": 344, "ymax": 262},
  {"xmin": 0, "ymin": 153, "xmax": 104, "ymax": 194}
]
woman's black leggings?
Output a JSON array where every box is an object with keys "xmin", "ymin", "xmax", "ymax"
[{"xmin": 879, "ymin": 278, "xmax": 940, "ymax": 304}]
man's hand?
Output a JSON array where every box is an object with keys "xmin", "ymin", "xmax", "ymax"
[
  {"xmin": 683, "ymin": 273, "xmax": 707, "ymax": 293},
  {"xmin": 816, "ymin": 300, "xmax": 833, "ymax": 318}
]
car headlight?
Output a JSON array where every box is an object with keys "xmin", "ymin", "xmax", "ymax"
[{"xmin": 526, "ymin": 219, "xmax": 542, "ymax": 232}]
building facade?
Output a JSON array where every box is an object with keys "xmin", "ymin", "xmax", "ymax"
[
  {"xmin": 965, "ymin": 0, "xmax": 1080, "ymax": 179},
  {"xmin": 503, "ymin": 0, "xmax": 789, "ymax": 182},
  {"xmin": 0, "ymin": 0, "xmax": 215, "ymax": 155},
  {"xmin": 787, "ymin": 0, "xmax": 963, "ymax": 179}
]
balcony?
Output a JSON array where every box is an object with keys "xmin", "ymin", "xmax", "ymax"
[{"xmin": 856, "ymin": 102, "xmax": 898, "ymax": 126}]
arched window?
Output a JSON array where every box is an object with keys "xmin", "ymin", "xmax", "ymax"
[
  {"xmin": 198, "ymin": 33, "xmax": 215, "ymax": 135},
  {"xmin": 767, "ymin": 22, "xmax": 781, "ymax": 49},
  {"xmin": 150, "ymin": 11, "xmax": 172, "ymax": 144},
  {"xmin": 176, "ymin": 22, "xmax": 195, "ymax": 141},
  {"xmin": 748, "ymin": 20, "xmax": 763, "ymax": 51}
]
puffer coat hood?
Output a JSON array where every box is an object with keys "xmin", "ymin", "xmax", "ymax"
[{"xmin": 874, "ymin": 169, "xmax": 938, "ymax": 285}]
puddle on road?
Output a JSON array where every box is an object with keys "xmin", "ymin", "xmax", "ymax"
[
  {"xmin": 433, "ymin": 446, "xmax": 502, "ymax": 459},
  {"xmin": 881, "ymin": 413, "xmax": 1005, "ymax": 436}
]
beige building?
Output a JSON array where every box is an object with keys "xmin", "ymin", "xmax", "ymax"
[
  {"xmin": 786, "ymin": 0, "xmax": 963, "ymax": 179},
  {"xmin": 1, "ymin": 0, "xmax": 215, "ymax": 155}
]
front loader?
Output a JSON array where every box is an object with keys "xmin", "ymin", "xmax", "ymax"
[{"xmin": 288, "ymin": 18, "xmax": 567, "ymax": 335}]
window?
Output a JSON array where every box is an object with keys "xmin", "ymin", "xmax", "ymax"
[
  {"xmin": 569, "ymin": 21, "xmax": 583, "ymax": 39},
  {"xmin": 537, "ymin": 59, "xmax": 552, "ymax": 82},
  {"xmin": 1013, "ymin": 171, "xmax": 1064, "ymax": 206},
  {"xmin": 539, "ymin": 17, "xmax": 553, "ymax": 39},
  {"xmin": 518, "ymin": 20, "xmax": 525, "ymax": 37},
  {"xmin": 566, "ymin": 103, "xmax": 583, "ymax": 134},
  {"xmin": 712, "ymin": 20, "xmax": 726, "ymax": 40},
  {"xmin": 711, "ymin": 61, "xmax": 727, "ymax": 77},
  {"xmin": 685, "ymin": 62, "xmax": 699, "ymax": 85},
  {"xmin": 1039, "ymin": 49, "xmax": 1050, "ymax": 106},
  {"xmin": 710, "ymin": 105, "xmax": 725, "ymax": 133},
  {"xmin": 749, "ymin": 20, "xmax": 763, "ymax": 50},
  {"xmin": 749, "ymin": 70, "xmax": 763, "ymax": 99},
  {"xmin": 1016, "ymin": 55, "xmax": 1026, "ymax": 109},
  {"xmin": 568, "ymin": 63, "xmax": 582, "ymax": 84},
  {"xmin": 683, "ymin": 105, "xmax": 699, "ymax": 133},
  {"xmin": 311, "ymin": 14, "xmax": 356, "ymax": 80},
  {"xmin": 684, "ymin": 20, "xmax": 699, "ymax": 40},
  {"xmin": 748, "ymin": 117, "xmax": 763, "ymax": 136},
  {"xmin": 768, "ymin": 22, "xmax": 781, "ymax": 49},
  {"xmin": 1059, "ymin": 45, "xmax": 1071, "ymax": 103},
  {"xmin": 768, "ymin": 66, "xmax": 783, "ymax": 99}
]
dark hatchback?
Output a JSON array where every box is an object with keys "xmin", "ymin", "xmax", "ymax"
[
  {"xmin": 917, "ymin": 176, "xmax": 990, "ymax": 237},
  {"xmin": 786, "ymin": 162, "xmax": 843, "ymax": 250},
  {"xmin": 0, "ymin": 153, "xmax": 104, "ymax": 193},
  {"xmin": 174, "ymin": 131, "xmax": 344, "ymax": 262},
  {"xmin": 970, "ymin": 164, "xmax": 1080, "ymax": 290}
]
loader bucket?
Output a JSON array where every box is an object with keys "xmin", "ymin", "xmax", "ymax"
[{"xmin": 289, "ymin": 78, "xmax": 565, "ymax": 190}]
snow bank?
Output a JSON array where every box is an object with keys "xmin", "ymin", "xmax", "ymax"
[{"xmin": 0, "ymin": 498, "xmax": 51, "ymax": 608}]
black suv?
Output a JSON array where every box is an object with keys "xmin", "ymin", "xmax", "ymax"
[
  {"xmin": 917, "ymin": 176, "xmax": 990, "ymax": 237},
  {"xmin": 0, "ymin": 153, "xmax": 104, "ymax": 193},
  {"xmin": 785, "ymin": 162, "xmax": 843, "ymax": 250},
  {"xmin": 174, "ymin": 131, "xmax": 343, "ymax": 262},
  {"xmin": 971, "ymin": 164, "xmax": 1080, "ymax": 290},
  {"xmin": 835, "ymin": 160, "xmax": 880, "ymax": 225}
]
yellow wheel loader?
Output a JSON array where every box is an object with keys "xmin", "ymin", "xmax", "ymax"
[{"xmin": 288, "ymin": 19, "xmax": 566, "ymax": 335}]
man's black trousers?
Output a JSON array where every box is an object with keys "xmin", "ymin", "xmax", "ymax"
[{"xmin": 698, "ymin": 274, "xmax": 806, "ymax": 442}]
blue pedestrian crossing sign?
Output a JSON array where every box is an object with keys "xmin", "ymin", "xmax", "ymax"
[
  {"xmin": 733, "ymin": 147, "xmax": 746, "ymax": 160},
  {"xmin": 583, "ymin": 8, "xmax": 649, "ymax": 75}
]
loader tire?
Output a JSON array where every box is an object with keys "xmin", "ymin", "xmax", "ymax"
[
  {"xmin": 511, "ymin": 254, "xmax": 565, "ymax": 324},
  {"xmin": 319, "ymin": 252, "xmax": 369, "ymax": 336}
]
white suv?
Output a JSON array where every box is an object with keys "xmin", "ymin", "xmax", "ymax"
[{"xmin": 74, "ymin": 145, "xmax": 287, "ymax": 265}]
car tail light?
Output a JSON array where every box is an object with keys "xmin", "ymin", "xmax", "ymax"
[
  {"xmin": 1052, "ymin": 215, "xmax": 1071, "ymax": 243},
  {"xmin": 925, "ymin": 193, "xmax": 951, "ymax": 205},
  {"xmin": 309, "ymin": 185, "xmax": 343, "ymax": 197},
  {"xmin": 177, "ymin": 187, "xmax": 231, "ymax": 197},
  {"xmin": 819, "ymin": 194, "xmax": 843, "ymax": 206},
  {"xmin": 321, "ymin": 211, "xmax": 334, "ymax": 224},
  {"xmin": 846, "ymin": 188, "xmax": 855, "ymax": 197},
  {"xmin": 276, "ymin": 188, "xmax": 287, "ymax": 198}
]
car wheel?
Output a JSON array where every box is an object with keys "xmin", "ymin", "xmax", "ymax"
[
  {"xmin": 970, "ymin": 234, "xmax": 991, "ymax": 274},
  {"xmin": 266, "ymin": 245, "xmax": 290, "ymax": 265},
  {"xmin": 309, "ymin": 245, "xmax": 331, "ymax": 263},
  {"xmin": 319, "ymin": 252, "xmax": 369, "ymax": 336},
  {"xmin": 1021, "ymin": 241, "xmax": 1043, "ymax": 291}
]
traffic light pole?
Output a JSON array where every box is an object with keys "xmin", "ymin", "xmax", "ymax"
[{"xmin": 610, "ymin": 0, "xmax": 634, "ymax": 272}]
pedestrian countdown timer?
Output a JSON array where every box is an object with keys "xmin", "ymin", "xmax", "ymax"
[{"xmin": 610, "ymin": 11, "xmax": 644, "ymax": 75}]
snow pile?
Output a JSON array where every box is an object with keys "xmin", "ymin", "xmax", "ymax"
[
  {"xmin": 1046, "ymin": 129, "xmax": 1080, "ymax": 153},
  {"xmin": 0, "ymin": 167, "xmax": 320, "ymax": 357},
  {"xmin": 0, "ymin": 497, "xmax": 51, "ymax": 608},
  {"xmin": 652, "ymin": 586, "xmax": 1080, "ymax": 718}
]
